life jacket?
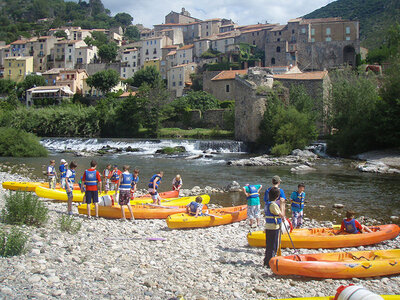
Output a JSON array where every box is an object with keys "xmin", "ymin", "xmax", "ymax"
[
  {"xmin": 110, "ymin": 170, "xmax": 120, "ymax": 182},
  {"xmin": 103, "ymin": 169, "xmax": 111, "ymax": 180},
  {"xmin": 67, "ymin": 169, "xmax": 76, "ymax": 185},
  {"xmin": 59, "ymin": 164, "xmax": 67, "ymax": 178},
  {"xmin": 343, "ymin": 218, "xmax": 359, "ymax": 234},
  {"xmin": 173, "ymin": 179, "xmax": 182, "ymax": 187},
  {"xmin": 246, "ymin": 185, "xmax": 259, "ymax": 200},
  {"xmin": 48, "ymin": 165, "xmax": 55, "ymax": 176},
  {"xmin": 265, "ymin": 201, "xmax": 282, "ymax": 225},
  {"xmin": 291, "ymin": 191, "xmax": 305, "ymax": 210},
  {"xmin": 84, "ymin": 170, "xmax": 98, "ymax": 186},
  {"xmin": 119, "ymin": 173, "xmax": 133, "ymax": 190},
  {"xmin": 131, "ymin": 176, "xmax": 139, "ymax": 188},
  {"xmin": 148, "ymin": 174, "xmax": 162, "ymax": 189},
  {"xmin": 188, "ymin": 201, "xmax": 200, "ymax": 215}
]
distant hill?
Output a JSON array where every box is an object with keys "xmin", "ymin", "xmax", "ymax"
[{"xmin": 304, "ymin": 0, "xmax": 400, "ymax": 49}]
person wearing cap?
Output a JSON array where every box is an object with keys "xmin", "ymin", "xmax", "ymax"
[
  {"xmin": 242, "ymin": 183, "xmax": 263, "ymax": 228},
  {"xmin": 263, "ymin": 175, "xmax": 286, "ymax": 218},
  {"xmin": 59, "ymin": 159, "xmax": 68, "ymax": 189}
]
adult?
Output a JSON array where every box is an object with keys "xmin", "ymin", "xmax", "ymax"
[{"xmin": 81, "ymin": 160, "xmax": 102, "ymax": 218}]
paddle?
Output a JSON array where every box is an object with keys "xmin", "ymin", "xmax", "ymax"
[{"xmin": 203, "ymin": 213, "xmax": 223, "ymax": 219}]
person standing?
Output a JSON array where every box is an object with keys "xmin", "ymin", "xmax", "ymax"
[
  {"xmin": 47, "ymin": 160, "xmax": 57, "ymax": 189},
  {"xmin": 102, "ymin": 164, "xmax": 112, "ymax": 192},
  {"xmin": 264, "ymin": 175, "xmax": 286, "ymax": 218},
  {"xmin": 117, "ymin": 165, "xmax": 135, "ymax": 221},
  {"xmin": 59, "ymin": 159, "xmax": 68, "ymax": 189},
  {"xmin": 110, "ymin": 165, "xmax": 122, "ymax": 192},
  {"xmin": 243, "ymin": 183, "xmax": 262, "ymax": 228},
  {"xmin": 65, "ymin": 161, "xmax": 77, "ymax": 215},
  {"xmin": 290, "ymin": 183, "xmax": 306, "ymax": 228},
  {"xmin": 264, "ymin": 187, "xmax": 284, "ymax": 268},
  {"xmin": 81, "ymin": 160, "xmax": 102, "ymax": 218},
  {"xmin": 148, "ymin": 171, "xmax": 163, "ymax": 205},
  {"xmin": 130, "ymin": 169, "xmax": 140, "ymax": 200}
]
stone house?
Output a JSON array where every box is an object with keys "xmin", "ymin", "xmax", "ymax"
[
  {"xmin": 139, "ymin": 36, "xmax": 172, "ymax": 67},
  {"xmin": 120, "ymin": 48, "xmax": 139, "ymax": 79},
  {"xmin": 52, "ymin": 40, "xmax": 86, "ymax": 69},
  {"xmin": 167, "ymin": 63, "xmax": 196, "ymax": 97},
  {"xmin": 56, "ymin": 69, "xmax": 88, "ymax": 94},
  {"xmin": 24, "ymin": 36, "xmax": 57, "ymax": 73},
  {"xmin": 203, "ymin": 69, "xmax": 247, "ymax": 101},
  {"xmin": 165, "ymin": 8, "xmax": 200, "ymax": 24},
  {"xmin": 176, "ymin": 44, "xmax": 194, "ymax": 65},
  {"xmin": 75, "ymin": 45, "xmax": 98, "ymax": 66},
  {"xmin": 42, "ymin": 68, "xmax": 63, "ymax": 85},
  {"xmin": 3, "ymin": 56, "xmax": 33, "ymax": 83}
]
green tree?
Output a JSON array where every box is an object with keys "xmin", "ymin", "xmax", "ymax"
[
  {"xmin": 124, "ymin": 26, "xmax": 140, "ymax": 41},
  {"xmin": 0, "ymin": 79, "xmax": 16, "ymax": 94},
  {"xmin": 367, "ymin": 23, "xmax": 400, "ymax": 64},
  {"xmin": 126, "ymin": 66, "xmax": 162, "ymax": 88},
  {"xmin": 98, "ymin": 42, "xmax": 118, "ymax": 63},
  {"xmin": 90, "ymin": 31, "xmax": 109, "ymax": 46},
  {"xmin": 114, "ymin": 12, "xmax": 133, "ymax": 29},
  {"xmin": 17, "ymin": 75, "xmax": 46, "ymax": 98},
  {"xmin": 54, "ymin": 30, "xmax": 67, "ymax": 39},
  {"xmin": 86, "ymin": 69, "xmax": 120, "ymax": 94},
  {"xmin": 180, "ymin": 91, "xmax": 220, "ymax": 112},
  {"xmin": 114, "ymin": 95, "xmax": 144, "ymax": 137}
]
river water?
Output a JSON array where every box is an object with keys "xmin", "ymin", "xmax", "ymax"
[{"xmin": 1, "ymin": 138, "xmax": 399, "ymax": 223}]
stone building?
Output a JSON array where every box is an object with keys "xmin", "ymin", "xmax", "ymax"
[
  {"xmin": 165, "ymin": 8, "xmax": 200, "ymax": 24},
  {"xmin": 203, "ymin": 69, "xmax": 247, "ymax": 101},
  {"xmin": 265, "ymin": 17, "xmax": 360, "ymax": 70}
]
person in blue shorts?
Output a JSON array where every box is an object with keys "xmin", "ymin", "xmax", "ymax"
[
  {"xmin": 243, "ymin": 183, "xmax": 262, "ymax": 228},
  {"xmin": 264, "ymin": 175, "xmax": 286, "ymax": 218}
]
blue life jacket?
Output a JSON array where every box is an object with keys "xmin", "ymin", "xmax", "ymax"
[
  {"xmin": 111, "ymin": 170, "xmax": 120, "ymax": 182},
  {"xmin": 291, "ymin": 191, "xmax": 305, "ymax": 210},
  {"xmin": 67, "ymin": 169, "xmax": 76, "ymax": 184},
  {"xmin": 343, "ymin": 219, "xmax": 359, "ymax": 234},
  {"xmin": 84, "ymin": 170, "xmax": 98, "ymax": 186},
  {"xmin": 131, "ymin": 175, "xmax": 139, "ymax": 188},
  {"xmin": 119, "ymin": 173, "xmax": 133, "ymax": 190},
  {"xmin": 148, "ymin": 174, "xmax": 161, "ymax": 189},
  {"xmin": 48, "ymin": 165, "xmax": 55, "ymax": 176},
  {"xmin": 246, "ymin": 185, "xmax": 259, "ymax": 200},
  {"xmin": 59, "ymin": 164, "xmax": 67, "ymax": 178},
  {"xmin": 265, "ymin": 201, "xmax": 282, "ymax": 225},
  {"xmin": 188, "ymin": 201, "xmax": 200, "ymax": 215}
]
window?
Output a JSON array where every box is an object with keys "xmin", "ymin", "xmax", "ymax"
[
  {"xmin": 40, "ymin": 44, "xmax": 43, "ymax": 49},
  {"xmin": 252, "ymin": 32, "xmax": 255, "ymax": 36},
  {"xmin": 346, "ymin": 36, "xmax": 351, "ymax": 41},
  {"xmin": 145, "ymin": 49, "xmax": 149, "ymax": 55},
  {"xmin": 271, "ymin": 58, "xmax": 275, "ymax": 65},
  {"xmin": 257, "ymin": 32, "xmax": 259, "ymax": 36},
  {"xmin": 125, "ymin": 57, "xmax": 128, "ymax": 60},
  {"xmin": 133, "ymin": 62, "xmax": 136, "ymax": 67},
  {"xmin": 301, "ymin": 28, "xmax": 306, "ymax": 34},
  {"xmin": 179, "ymin": 81, "xmax": 182, "ymax": 86},
  {"xmin": 326, "ymin": 28, "xmax": 331, "ymax": 35},
  {"xmin": 277, "ymin": 38, "xmax": 280, "ymax": 42},
  {"xmin": 40, "ymin": 59, "xmax": 42, "ymax": 63},
  {"xmin": 172, "ymin": 82, "xmax": 176, "ymax": 87},
  {"xmin": 19, "ymin": 69, "xmax": 22, "ymax": 75},
  {"xmin": 292, "ymin": 29, "xmax": 295, "ymax": 34},
  {"xmin": 150, "ymin": 40, "xmax": 153, "ymax": 45},
  {"xmin": 17, "ymin": 63, "xmax": 20, "ymax": 67},
  {"xmin": 226, "ymin": 84, "xmax": 230, "ymax": 93},
  {"xmin": 225, "ymin": 39, "xmax": 228, "ymax": 45},
  {"xmin": 346, "ymin": 27, "xmax": 351, "ymax": 34},
  {"xmin": 206, "ymin": 32, "xmax": 208, "ymax": 36},
  {"xmin": 253, "ymin": 40, "xmax": 256, "ymax": 45},
  {"xmin": 311, "ymin": 38, "xmax": 315, "ymax": 43},
  {"xmin": 279, "ymin": 32, "xmax": 281, "ymax": 35},
  {"xmin": 311, "ymin": 28, "xmax": 315, "ymax": 36},
  {"xmin": 57, "ymin": 48, "xmax": 60, "ymax": 53},
  {"xmin": 276, "ymin": 46, "xmax": 281, "ymax": 53},
  {"xmin": 146, "ymin": 41, "xmax": 149, "ymax": 45},
  {"xmin": 153, "ymin": 48, "xmax": 157, "ymax": 54},
  {"xmin": 326, "ymin": 37, "xmax": 332, "ymax": 42}
]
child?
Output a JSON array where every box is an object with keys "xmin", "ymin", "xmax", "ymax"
[
  {"xmin": 337, "ymin": 211, "xmax": 373, "ymax": 234},
  {"xmin": 148, "ymin": 171, "xmax": 163, "ymax": 205},
  {"xmin": 290, "ymin": 183, "xmax": 306, "ymax": 228},
  {"xmin": 59, "ymin": 159, "xmax": 68, "ymax": 189},
  {"xmin": 172, "ymin": 174, "xmax": 182, "ymax": 192},
  {"xmin": 110, "ymin": 165, "xmax": 121, "ymax": 192},
  {"xmin": 47, "ymin": 160, "xmax": 57, "ymax": 189},
  {"xmin": 81, "ymin": 160, "xmax": 102, "ymax": 218},
  {"xmin": 117, "ymin": 165, "xmax": 134, "ymax": 221},
  {"xmin": 264, "ymin": 175, "xmax": 286, "ymax": 218},
  {"xmin": 264, "ymin": 187, "xmax": 285, "ymax": 268},
  {"xmin": 186, "ymin": 196, "xmax": 204, "ymax": 217},
  {"xmin": 65, "ymin": 161, "xmax": 77, "ymax": 215},
  {"xmin": 242, "ymin": 183, "xmax": 262, "ymax": 228},
  {"xmin": 102, "ymin": 164, "xmax": 112, "ymax": 192},
  {"xmin": 130, "ymin": 169, "xmax": 140, "ymax": 200}
]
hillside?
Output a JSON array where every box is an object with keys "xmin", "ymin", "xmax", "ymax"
[{"xmin": 304, "ymin": 0, "xmax": 400, "ymax": 49}]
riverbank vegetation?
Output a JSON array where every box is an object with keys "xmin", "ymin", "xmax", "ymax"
[{"xmin": 0, "ymin": 127, "xmax": 48, "ymax": 157}]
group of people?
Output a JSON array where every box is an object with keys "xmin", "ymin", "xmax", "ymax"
[
  {"xmin": 242, "ymin": 175, "xmax": 373, "ymax": 268},
  {"xmin": 47, "ymin": 159, "xmax": 183, "ymax": 219}
]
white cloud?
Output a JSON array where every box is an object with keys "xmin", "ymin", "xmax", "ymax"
[{"xmin": 102, "ymin": 0, "xmax": 335, "ymax": 28}]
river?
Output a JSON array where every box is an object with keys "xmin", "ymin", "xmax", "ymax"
[{"xmin": 1, "ymin": 137, "xmax": 399, "ymax": 223}]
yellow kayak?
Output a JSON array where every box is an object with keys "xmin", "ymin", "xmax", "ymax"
[
  {"xmin": 2, "ymin": 181, "xmax": 80, "ymax": 192},
  {"xmin": 35, "ymin": 186, "xmax": 115, "ymax": 202},
  {"xmin": 130, "ymin": 194, "xmax": 210, "ymax": 206},
  {"xmin": 278, "ymin": 296, "xmax": 400, "ymax": 300}
]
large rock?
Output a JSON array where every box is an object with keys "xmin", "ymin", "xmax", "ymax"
[
  {"xmin": 291, "ymin": 149, "xmax": 318, "ymax": 159},
  {"xmin": 290, "ymin": 164, "xmax": 316, "ymax": 173},
  {"xmin": 356, "ymin": 161, "xmax": 400, "ymax": 174},
  {"xmin": 224, "ymin": 181, "xmax": 241, "ymax": 192}
]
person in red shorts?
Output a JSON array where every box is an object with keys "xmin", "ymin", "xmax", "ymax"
[
  {"xmin": 81, "ymin": 160, "xmax": 102, "ymax": 218},
  {"xmin": 337, "ymin": 210, "xmax": 373, "ymax": 234}
]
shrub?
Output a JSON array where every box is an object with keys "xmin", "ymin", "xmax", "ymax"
[
  {"xmin": 58, "ymin": 215, "xmax": 81, "ymax": 234},
  {"xmin": 1, "ymin": 192, "xmax": 49, "ymax": 227},
  {"xmin": 0, "ymin": 127, "xmax": 47, "ymax": 157},
  {"xmin": 271, "ymin": 143, "xmax": 292, "ymax": 156},
  {"xmin": 0, "ymin": 227, "xmax": 28, "ymax": 257}
]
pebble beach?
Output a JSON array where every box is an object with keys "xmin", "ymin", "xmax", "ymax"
[{"xmin": 0, "ymin": 171, "xmax": 399, "ymax": 300}]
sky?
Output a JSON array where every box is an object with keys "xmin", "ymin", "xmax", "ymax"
[{"xmin": 102, "ymin": 0, "xmax": 336, "ymax": 28}]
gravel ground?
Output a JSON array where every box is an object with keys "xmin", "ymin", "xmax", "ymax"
[{"xmin": 0, "ymin": 171, "xmax": 399, "ymax": 300}]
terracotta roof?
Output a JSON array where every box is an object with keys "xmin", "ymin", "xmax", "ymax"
[
  {"xmin": 154, "ymin": 22, "xmax": 200, "ymax": 27},
  {"xmin": 270, "ymin": 25, "xmax": 287, "ymax": 32},
  {"xmin": 123, "ymin": 48, "xmax": 138, "ymax": 53},
  {"xmin": 274, "ymin": 71, "xmax": 328, "ymax": 80},
  {"xmin": 178, "ymin": 44, "xmax": 194, "ymax": 50},
  {"xmin": 167, "ymin": 51, "xmax": 176, "ymax": 56},
  {"xmin": 211, "ymin": 69, "xmax": 247, "ymax": 81},
  {"xmin": 55, "ymin": 40, "xmax": 81, "ymax": 44},
  {"xmin": 172, "ymin": 62, "xmax": 196, "ymax": 69},
  {"xmin": 162, "ymin": 45, "xmax": 178, "ymax": 49},
  {"xmin": 301, "ymin": 17, "xmax": 344, "ymax": 24},
  {"xmin": 203, "ymin": 18, "xmax": 221, "ymax": 22},
  {"xmin": 11, "ymin": 40, "xmax": 27, "ymax": 45},
  {"xmin": 119, "ymin": 91, "xmax": 136, "ymax": 97}
]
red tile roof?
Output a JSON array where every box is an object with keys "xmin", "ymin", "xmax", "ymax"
[
  {"xmin": 274, "ymin": 71, "xmax": 328, "ymax": 80},
  {"xmin": 179, "ymin": 44, "xmax": 194, "ymax": 50},
  {"xmin": 211, "ymin": 69, "xmax": 248, "ymax": 81}
]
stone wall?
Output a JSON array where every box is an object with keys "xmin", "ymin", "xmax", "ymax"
[
  {"xmin": 203, "ymin": 109, "xmax": 226, "ymax": 129},
  {"xmin": 81, "ymin": 62, "xmax": 121, "ymax": 76},
  {"xmin": 163, "ymin": 109, "xmax": 229, "ymax": 129},
  {"xmin": 202, "ymin": 71, "xmax": 221, "ymax": 94}
]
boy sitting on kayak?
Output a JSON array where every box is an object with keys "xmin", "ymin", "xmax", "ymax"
[
  {"xmin": 337, "ymin": 211, "xmax": 373, "ymax": 234},
  {"xmin": 186, "ymin": 196, "xmax": 204, "ymax": 217}
]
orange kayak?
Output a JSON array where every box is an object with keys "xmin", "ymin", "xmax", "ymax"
[
  {"xmin": 166, "ymin": 205, "xmax": 247, "ymax": 228},
  {"xmin": 134, "ymin": 190, "xmax": 179, "ymax": 200},
  {"xmin": 2, "ymin": 181, "xmax": 80, "ymax": 192},
  {"xmin": 247, "ymin": 224, "xmax": 400, "ymax": 249},
  {"xmin": 78, "ymin": 203, "xmax": 207, "ymax": 219},
  {"xmin": 270, "ymin": 249, "xmax": 400, "ymax": 278}
]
